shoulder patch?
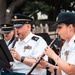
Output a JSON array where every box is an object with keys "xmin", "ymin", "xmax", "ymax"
[
  {"xmin": 74, "ymin": 40, "xmax": 75, "ymax": 43},
  {"xmin": 31, "ymin": 36, "xmax": 39, "ymax": 41}
]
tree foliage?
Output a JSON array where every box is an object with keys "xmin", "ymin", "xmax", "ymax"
[
  {"xmin": 0, "ymin": 0, "xmax": 75, "ymax": 23},
  {"xmin": 22, "ymin": 1, "xmax": 50, "ymax": 15},
  {"xmin": 0, "ymin": 0, "xmax": 26, "ymax": 24}
]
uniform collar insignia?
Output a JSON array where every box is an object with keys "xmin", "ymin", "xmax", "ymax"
[
  {"xmin": 34, "ymin": 37, "xmax": 39, "ymax": 41},
  {"xmin": 32, "ymin": 36, "xmax": 39, "ymax": 41}
]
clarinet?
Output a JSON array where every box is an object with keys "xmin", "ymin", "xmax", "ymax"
[
  {"xmin": 12, "ymin": 29, "xmax": 18, "ymax": 48},
  {"xmin": 26, "ymin": 38, "xmax": 59, "ymax": 75},
  {"xmin": 12, "ymin": 36, "xmax": 18, "ymax": 48}
]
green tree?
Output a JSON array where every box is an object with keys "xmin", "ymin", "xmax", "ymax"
[
  {"xmin": 0, "ymin": 0, "xmax": 75, "ymax": 24},
  {"xmin": 0, "ymin": 0, "xmax": 26, "ymax": 24},
  {"xmin": 22, "ymin": 1, "xmax": 50, "ymax": 21}
]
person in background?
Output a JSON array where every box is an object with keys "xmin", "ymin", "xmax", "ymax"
[
  {"xmin": 5, "ymin": 14, "xmax": 48, "ymax": 75},
  {"xmin": 39, "ymin": 12, "xmax": 75, "ymax": 75},
  {"xmin": 0, "ymin": 24, "xmax": 17, "ymax": 74},
  {"xmin": 0, "ymin": 24, "xmax": 16, "ymax": 49}
]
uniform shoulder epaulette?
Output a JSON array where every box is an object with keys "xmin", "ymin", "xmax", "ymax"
[
  {"xmin": 31, "ymin": 36, "xmax": 39, "ymax": 41},
  {"xmin": 74, "ymin": 40, "xmax": 75, "ymax": 43}
]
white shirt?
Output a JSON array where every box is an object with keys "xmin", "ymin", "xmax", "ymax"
[
  {"xmin": 12, "ymin": 32, "xmax": 48, "ymax": 75},
  {"xmin": 61, "ymin": 35, "xmax": 75, "ymax": 75}
]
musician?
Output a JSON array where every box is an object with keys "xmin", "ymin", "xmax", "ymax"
[
  {"xmin": 39, "ymin": 12, "xmax": 75, "ymax": 75},
  {"xmin": 0, "ymin": 24, "xmax": 16, "ymax": 74},
  {"xmin": 1, "ymin": 24, "xmax": 15, "ymax": 49},
  {"xmin": 6, "ymin": 14, "xmax": 48, "ymax": 75}
]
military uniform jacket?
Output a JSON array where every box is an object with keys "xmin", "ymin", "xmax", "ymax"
[{"xmin": 12, "ymin": 32, "xmax": 48, "ymax": 75}]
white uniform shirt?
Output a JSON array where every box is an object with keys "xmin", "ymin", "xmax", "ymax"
[
  {"xmin": 61, "ymin": 35, "xmax": 75, "ymax": 75},
  {"xmin": 12, "ymin": 32, "xmax": 48, "ymax": 75}
]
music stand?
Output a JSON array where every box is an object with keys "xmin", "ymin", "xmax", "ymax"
[{"xmin": 0, "ymin": 34, "xmax": 14, "ymax": 68}]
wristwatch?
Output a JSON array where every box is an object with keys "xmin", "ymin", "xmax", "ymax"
[{"xmin": 21, "ymin": 56, "xmax": 25, "ymax": 62}]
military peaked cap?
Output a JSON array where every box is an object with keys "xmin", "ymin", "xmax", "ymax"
[
  {"xmin": 11, "ymin": 14, "xmax": 33, "ymax": 27},
  {"xmin": 1, "ymin": 24, "xmax": 14, "ymax": 33},
  {"xmin": 53, "ymin": 12, "xmax": 75, "ymax": 26}
]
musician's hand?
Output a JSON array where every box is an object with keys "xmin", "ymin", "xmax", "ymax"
[
  {"xmin": 35, "ymin": 55, "xmax": 48, "ymax": 68},
  {"xmin": 10, "ymin": 48, "xmax": 21, "ymax": 61},
  {"xmin": 39, "ymin": 58, "xmax": 49, "ymax": 69},
  {"xmin": 44, "ymin": 46, "xmax": 57, "ymax": 59}
]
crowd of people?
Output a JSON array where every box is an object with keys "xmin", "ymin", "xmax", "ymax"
[{"xmin": 0, "ymin": 12, "xmax": 75, "ymax": 75}]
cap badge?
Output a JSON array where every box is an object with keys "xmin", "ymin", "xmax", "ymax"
[
  {"xmin": 4, "ymin": 24, "xmax": 7, "ymax": 27},
  {"xmin": 26, "ymin": 21, "xmax": 28, "ymax": 23},
  {"xmin": 14, "ymin": 16, "xmax": 17, "ymax": 19},
  {"xmin": 56, "ymin": 17, "xmax": 58, "ymax": 21}
]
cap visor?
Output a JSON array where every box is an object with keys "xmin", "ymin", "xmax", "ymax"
[
  {"xmin": 14, "ymin": 24, "xmax": 23, "ymax": 27},
  {"xmin": 2, "ymin": 31, "xmax": 11, "ymax": 34}
]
